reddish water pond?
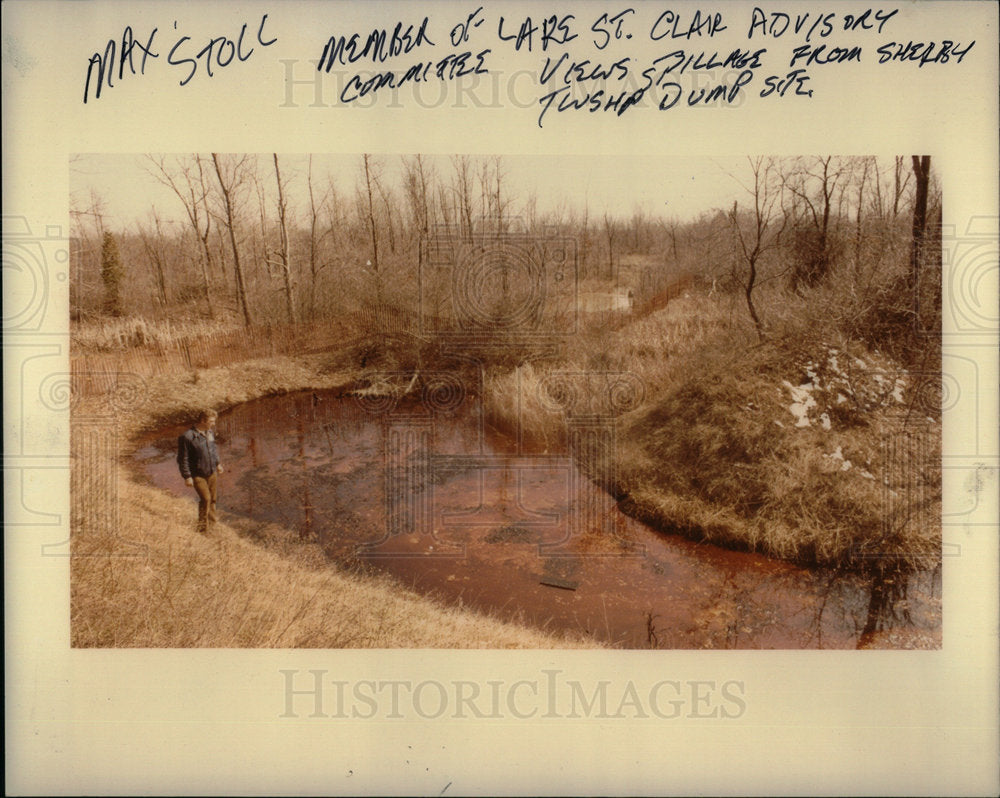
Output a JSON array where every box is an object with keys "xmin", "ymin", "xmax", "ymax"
[{"xmin": 134, "ymin": 390, "xmax": 941, "ymax": 649}]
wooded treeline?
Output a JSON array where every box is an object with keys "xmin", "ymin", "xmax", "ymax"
[{"xmin": 71, "ymin": 154, "xmax": 940, "ymax": 359}]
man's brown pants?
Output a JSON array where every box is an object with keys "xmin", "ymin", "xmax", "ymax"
[{"xmin": 192, "ymin": 473, "xmax": 218, "ymax": 532}]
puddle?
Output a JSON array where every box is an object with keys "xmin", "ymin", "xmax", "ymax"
[{"xmin": 134, "ymin": 389, "xmax": 941, "ymax": 648}]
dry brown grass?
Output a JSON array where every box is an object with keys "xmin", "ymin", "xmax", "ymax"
[
  {"xmin": 616, "ymin": 337, "xmax": 941, "ymax": 576},
  {"xmin": 482, "ymin": 294, "xmax": 740, "ymax": 451},
  {"xmin": 71, "ymin": 316, "xmax": 239, "ymax": 351},
  {"xmin": 71, "ymin": 350, "xmax": 600, "ymax": 648},
  {"xmin": 72, "ymin": 470, "xmax": 590, "ymax": 648},
  {"xmin": 481, "ymin": 287, "xmax": 940, "ymax": 579}
]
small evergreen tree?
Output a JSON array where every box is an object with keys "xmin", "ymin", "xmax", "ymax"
[{"xmin": 100, "ymin": 231, "xmax": 125, "ymax": 316}]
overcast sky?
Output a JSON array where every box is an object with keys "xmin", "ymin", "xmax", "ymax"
[{"xmin": 70, "ymin": 153, "xmax": 753, "ymax": 233}]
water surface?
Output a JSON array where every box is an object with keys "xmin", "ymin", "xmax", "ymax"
[{"xmin": 135, "ymin": 390, "xmax": 941, "ymax": 648}]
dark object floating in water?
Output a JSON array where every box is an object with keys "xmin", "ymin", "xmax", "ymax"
[{"xmin": 540, "ymin": 576, "xmax": 579, "ymax": 591}]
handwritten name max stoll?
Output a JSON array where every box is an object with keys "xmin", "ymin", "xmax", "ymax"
[{"xmin": 83, "ymin": 14, "xmax": 276, "ymax": 103}]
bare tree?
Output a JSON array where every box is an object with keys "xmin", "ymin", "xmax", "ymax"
[
  {"xmin": 784, "ymin": 156, "xmax": 846, "ymax": 288},
  {"xmin": 306, "ymin": 155, "xmax": 335, "ymax": 319},
  {"xmin": 728, "ymin": 157, "xmax": 785, "ymax": 340},
  {"xmin": 402, "ymin": 155, "xmax": 436, "ymax": 310},
  {"xmin": 402, "ymin": 154, "xmax": 435, "ymax": 238},
  {"xmin": 371, "ymin": 166, "xmax": 397, "ymax": 255},
  {"xmin": 489, "ymin": 155, "xmax": 510, "ymax": 236},
  {"xmin": 578, "ymin": 198, "xmax": 592, "ymax": 276},
  {"xmin": 362, "ymin": 153, "xmax": 380, "ymax": 273},
  {"xmin": 602, "ymin": 211, "xmax": 618, "ymax": 278},
  {"xmin": 910, "ymin": 155, "xmax": 932, "ymax": 317},
  {"xmin": 251, "ymin": 165, "xmax": 274, "ymax": 280},
  {"xmin": 135, "ymin": 208, "xmax": 170, "ymax": 307},
  {"xmin": 436, "ymin": 181, "xmax": 454, "ymax": 231},
  {"xmin": 892, "ymin": 155, "xmax": 910, "ymax": 219},
  {"xmin": 211, "ymin": 153, "xmax": 254, "ymax": 326},
  {"xmin": 629, "ymin": 207, "xmax": 648, "ymax": 252},
  {"xmin": 478, "ymin": 157, "xmax": 490, "ymax": 236},
  {"xmin": 69, "ymin": 185, "xmax": 109, "ymax": 318},
  {"xmin": 451, "ymin": 155, "xmax": 475, "ymax": 242},
  {"xmin": 145, "ymin": 154, "xmax": 216, "ymax": 317},
  {"xmin": 852, "ymin": 157, "xmax": 872, "ymax": 280},
  {"xmin": 272, "ymin": 154, "xmax": 297, "ymax": 323}
]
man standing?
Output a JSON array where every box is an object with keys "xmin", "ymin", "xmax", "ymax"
[{"xmin": 177, "ymin": 409, "xmax": 224, "ymax": 533}]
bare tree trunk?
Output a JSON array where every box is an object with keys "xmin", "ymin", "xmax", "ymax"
[
  {"xmin": 147, "ymin": 154, "xmax": 214, "ymax": 317},
  {"xmin": 819, "ymin": 156, "xmax": 832, "ymax": 262},
  {"xmin": 853, "ymin": 157, "xmax": 870, "ymax": 279},
  {"xmin": 307, "ymin": 155, "xmax": 319, "ymax": 319},
  {"xmin": 892, "ymin": 155, "xmax": 910, "ymax": 220},
  {"xmin": 494, "ymin": 157, "xmax": 503, "ymax": 235},
  {"xmin": 453, "ymin": 155, "xmax": 474, "ymax": 243},
  {"xmin": 491, "ymin": 155, "xmax": 509, "ymax": 239},
  {"xmin": 273, "ymin": 154, "xmax": 297, "ymax": 324},
  {"xmin": 603, "ymin": 212, "xmax": 616, "ymax": 278},
  {"xmin": 375, "ymin": 174, "xmax": 396, "ymax": 255},
  {"xmin": 417, "ymin": 155, "xmax": 433, "ymax": 235},
  {"xmin": 731, "ymin": 200, "xmax": 763, "ymax": 338},
  {"xmin": 872, "ymin": 160, "xmax": 885, "ymax": 222},
  {"xmin": 211, "ymin": 153, "xmax": 253, "ymax": 327},
  {"xmin": 254, "ymin": 170, "xmax": 273, "ymax": 278},
  {"xmin": 580, "ymin": 201, "xmax": 591, "ymax": 277},
  {"xmin": 745, "ymin": 257, "xmax": 762, "ymax": 333},
  {"xmin": 728, "ymin": 157, "xmax": 783, "ymax": 342},
  {"xmin": 363, "ymin": 153, "xmax": 380, "ymax": 273},
  {"xmin": 193, "ymin": 157, "xmax": 216, "ymax": 315},
  {"xmin": 478, "ymin": 158, "xmax": 490, "ymax": 239},
  {"xmin": 910, "ymin": 155, "xmax": 931, "ymax": 317},
  {"xmin": 146, "ymin": 210, "xmax": 169, "ymax": 306}
]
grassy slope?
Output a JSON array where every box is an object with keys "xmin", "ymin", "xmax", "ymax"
[
  {"xmin": 483, "ymin": 292, "xmax": 942, "ymax": 578},
  {"xmin": 71, "ymin": 352, "xmax": 597, "ymax": 648},
  {"xmin": 616, "ymin": 339, "xmax": 940, "ymax": 574}
]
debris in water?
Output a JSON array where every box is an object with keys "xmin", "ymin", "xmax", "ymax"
[{"xmin": 540, "ymin": 576, "xmax": 579, "ymax": 591}]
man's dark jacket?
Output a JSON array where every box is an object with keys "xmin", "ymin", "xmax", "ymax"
[{"xmin": 177, "ymin": 428, "xmax": 220, "ymax": 479}]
